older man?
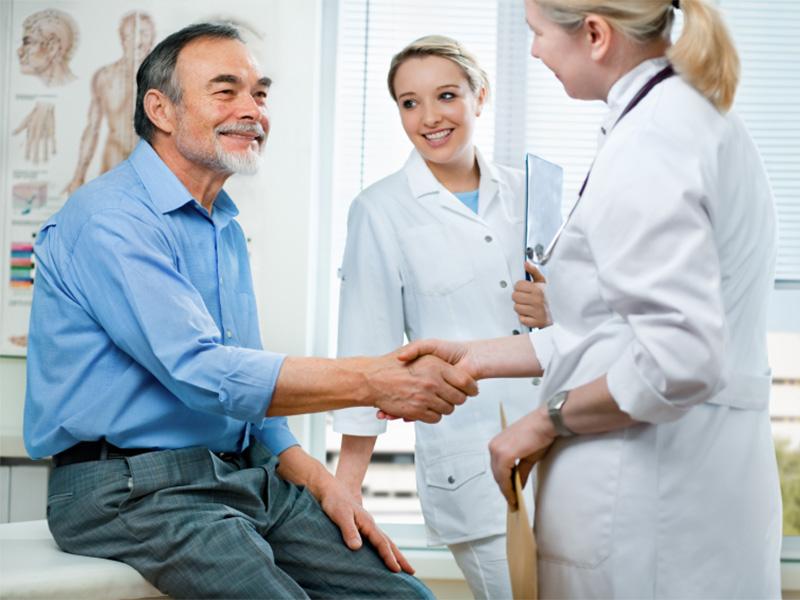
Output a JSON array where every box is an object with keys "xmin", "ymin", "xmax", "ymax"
[{"xmin": 24, "ymin": 22, "xmax": 475, "ymax": 599}]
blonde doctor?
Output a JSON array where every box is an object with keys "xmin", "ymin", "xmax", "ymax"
[
  {"xmin": 334, "ymin": 36, "xmax": 549, "ymax": 599},
  {"xmin": 400, "ymin": 0, "xmax": 783, "ymax": 598}
]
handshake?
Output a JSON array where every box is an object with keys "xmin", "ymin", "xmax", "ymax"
[{"xmin": 359, "ymin": 339, "xmax": 483, "ymax": 424}]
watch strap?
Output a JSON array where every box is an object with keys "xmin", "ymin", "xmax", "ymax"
[{"xmin": 547, "ymin": 391, "xmax": 575, "ymax": 437}]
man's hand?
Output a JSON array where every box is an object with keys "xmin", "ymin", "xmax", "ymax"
[
  {"xmin": 316, "ymin": 475, "xmax": 415, "ymax": 574},
  {"xmin": 362, "ymin": 350, "xmax": 478, "ymax": 423},
  {"xmin": 512, "ymin": 262, "xmax": 552, "ymax": 329},
  {"xmin": 276, "ymin": 446, "xmax": 415, "ymax": 574},
  {"xmin": 488, "ymin": 406, "xmax": 557, "ymax": 509}
]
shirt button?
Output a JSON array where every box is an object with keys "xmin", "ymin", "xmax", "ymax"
[
  {"xmin": 499, "ymin": 280, "xmax": 507, "ymax": 288},
  {"xmin": 484, "ymin": 235, "xmax": 492, "ymax": 243},
  {"xmin": 226, "ymin": 331, "xmax": 232, "ymax": 339},
  {"xmin": 219, "ymin": 277, "xmax": 223, "ymax": 284},
  {"xmin": 532, "ymin": 378, "xmax": 541, "ymax": 386},
  {"xmin": 448, "ymin": 475, "xmax": 456, "ymax": 484},
  {"xmin": 512, "ymin": 329, "xmax": 520, "ymax": 335}
]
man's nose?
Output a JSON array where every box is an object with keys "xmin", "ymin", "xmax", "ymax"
[{"xmin": 235, "ymin": 93, "xmax": 261, "ymax": 120}]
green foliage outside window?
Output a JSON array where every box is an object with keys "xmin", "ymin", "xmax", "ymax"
[{"xmin": 775, "ymin": 438, "xmax": 800, "ymax": 536}]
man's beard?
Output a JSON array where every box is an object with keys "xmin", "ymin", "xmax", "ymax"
[
  {"xmin": 175, "ymin": 118, "xmax": 266, "ymax": 176},
  {"xmin": 213, "ymin": 122, "xmax": 265, "ymax": 175}
]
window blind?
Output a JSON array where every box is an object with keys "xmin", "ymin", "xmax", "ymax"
[{"xmin": 725, "ymin": 0, "xmax": 800, "ymax": 284}]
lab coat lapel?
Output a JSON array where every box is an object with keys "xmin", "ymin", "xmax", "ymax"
[{"xmin": 404, "ymin": 149, "xmax": 485, "ymax": 223}]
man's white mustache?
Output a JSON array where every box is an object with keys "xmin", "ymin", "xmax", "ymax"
[{"xmin": 216, "ymin": 122, "xmax": 266, "ymax": 143}]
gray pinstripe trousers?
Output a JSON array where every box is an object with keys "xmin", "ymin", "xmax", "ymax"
[{"xmin": 46, "ymin": 439, "xmax": 433, "ymax": 599}]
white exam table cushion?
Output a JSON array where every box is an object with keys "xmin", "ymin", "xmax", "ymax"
[{"xmin": 0, "ymin": 520, "xmax": 165, "ymax": 599}]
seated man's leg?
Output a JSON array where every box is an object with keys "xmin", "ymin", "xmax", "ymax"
[
  {"xmin": 48, "ymin": 447, "xmax": 311, "ymax": 599},
  {"xmin": 248, "ymin": 443, "xmax": 433, "ymax": 599}
]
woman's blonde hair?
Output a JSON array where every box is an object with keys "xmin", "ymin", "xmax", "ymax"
[
  {"xmin": 387, "ymin": 35, "xmax": 491, "ymax": 103},
  {"xmin": 534, "ymin": 0, "xmax": 740, "ymax": 112}
]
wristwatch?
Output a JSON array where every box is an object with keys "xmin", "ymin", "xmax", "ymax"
[{"xmin": 547, "ymin": 391, "xmax": 576, "ymax": 437}]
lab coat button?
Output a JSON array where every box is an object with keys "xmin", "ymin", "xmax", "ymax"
[
  {"xmin": 447, "ymin": 475, "xmax": 456, "ymax": 484},
  {"xmin": 532, "ymin": 378, "xmax": 541, "ymax": 386},
  {"xmin": 499, "ymin": 280, "xmax": 507, "ymax": 288},
  {"xmin": 484, "ymin": 235, "xmax": 492, "ymax": 243}
]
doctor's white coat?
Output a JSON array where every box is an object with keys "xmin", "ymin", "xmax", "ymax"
[
  {"xmin": 530, "ymin": 58, "xmax": 782, "ymax": 598},
  {"xmin": 334, "ymin": 148, "xmax": 537, "ymax": 546}
]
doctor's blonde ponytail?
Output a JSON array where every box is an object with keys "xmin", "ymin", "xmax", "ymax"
[
  {"xmin": 667, "ymin": 0, "xmax": 739, "ymax": 112},
  {"xmin": 533, "ymin": 0, "xmax": 740, "ymax": 112}
]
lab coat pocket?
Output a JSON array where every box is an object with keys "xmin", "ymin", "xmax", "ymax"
[
  {"xmin": 397, "ymin": 225, "xmax": 474, "ymax": 296},
  {"xmin": 419, "ymin": 449, "xmax": 499, "ymax": 542},
  {"xmin": 535, "ymin": 431, "xmax": 623, "ymax": 568}
]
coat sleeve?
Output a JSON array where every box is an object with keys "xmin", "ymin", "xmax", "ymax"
[
  {"xmin": 586, "ymin": 124, "xmax": 727, "ymax": 424},
  {"xmin": 333, "ymin": 193, "xmax": 407, "ymax": 436}
]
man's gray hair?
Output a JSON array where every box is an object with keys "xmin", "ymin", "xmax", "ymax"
[{"xmin": 134, "ymin": 22, "xmax": 243, "ymax": 143}]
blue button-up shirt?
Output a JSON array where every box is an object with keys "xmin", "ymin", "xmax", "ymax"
[{"xmin": 24, "ymin": 140, "xmax": 297, "ymax": 459}]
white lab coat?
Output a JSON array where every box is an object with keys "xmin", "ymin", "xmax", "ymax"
[
  {"xmin": 530, "ymin": 58, "xmax": 782, "ymax": 598},
  {"xmin": 334, "ymin": 148, "xmax": 538, "ymax": 546}
]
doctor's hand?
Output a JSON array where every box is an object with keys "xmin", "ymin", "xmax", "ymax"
[
  {"xmin": 367, "ymin": 350, "xmax": 477, "ymax": 423},
  {"xmin": 513, "ymin": 263, "xmax": 552, "ymax": 329},
  {"xmin": 396, "ymin": 338, "xmax": 481, "ymax": 380},
  {"xmin": 489, "ymin": 406, "xmax": 557, "ymax": 510}
]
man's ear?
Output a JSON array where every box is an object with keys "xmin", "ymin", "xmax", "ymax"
[
  {"xmin": 584, "ymin": 14, "xmax": 613, "ymax": 62},
  {"xmin": 143, "ymin": 89, "xmax": 176, "ymax": 135}
]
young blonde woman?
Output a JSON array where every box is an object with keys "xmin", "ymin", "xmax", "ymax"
[
  {"xmin": 400, "ymin": 1, "xmax": 782, "ymax": 597},
  {"xmin": 333, "ymin": 36, "xmax": 549, "ymax": 599}
]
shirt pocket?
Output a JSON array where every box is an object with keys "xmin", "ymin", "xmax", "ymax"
[
  {"xmin": 535, "ymin": 430, "xmax": 623, "ymax": 568},
  {"xmin": 397, "ymin": 225, "xmax": 474, "ymax": 296}
]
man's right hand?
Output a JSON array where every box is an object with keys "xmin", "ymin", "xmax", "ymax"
[{"xmin": 363, "ymin": 350, "xmax": 478, "ymax": 423}]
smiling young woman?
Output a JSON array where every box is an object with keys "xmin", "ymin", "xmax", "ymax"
[{"xmin": 332, "ymin": 35, "xmax": 551, "ymax": 600}]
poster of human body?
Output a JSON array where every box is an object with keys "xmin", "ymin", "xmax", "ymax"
[{"xmin": 1, "ymin": 1, "xmax": 269, "ymax": 356}]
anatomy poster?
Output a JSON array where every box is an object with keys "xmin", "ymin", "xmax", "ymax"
[{"xmin": 1, "ymin": 0, "xmax": 269, "ymax": 356}]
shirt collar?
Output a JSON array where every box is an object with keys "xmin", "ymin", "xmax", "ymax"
[
  {"xmin": 128, "ymin": 140, "xmax": 240, "ymax": 223},
  {"xmin": 598, "ymin": 57, "xmax": 670, "ymax": 146},
  {"xmin": 405, "ymin": 146, "xmax": 500, "ymax": 200}
]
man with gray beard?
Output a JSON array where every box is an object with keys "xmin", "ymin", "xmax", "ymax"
[{"xmin": 23, "ymin": 22, "xmax": 474, "ymax": 600}]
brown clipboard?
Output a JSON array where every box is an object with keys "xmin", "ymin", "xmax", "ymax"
[{"xmin": 501, "ymin": 403, "xmax": 538, "ymax": 600}]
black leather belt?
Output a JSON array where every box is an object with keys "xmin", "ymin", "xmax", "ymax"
[
  {"xmin": 53, "ymin": 440, "xmax": 155, "ymax": 468},
  {"xmin": 53, "ymin": 440, "xmax": 244, "ymax": 468}
]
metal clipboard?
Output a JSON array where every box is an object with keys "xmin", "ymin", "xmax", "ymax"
[{"xmin": 524, "ymin": 153, "xmax": 563, "ymax": 279}]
